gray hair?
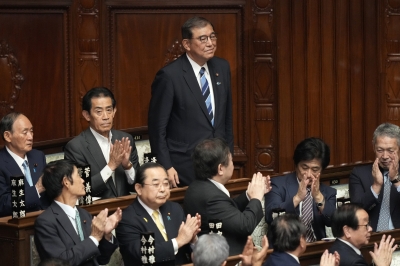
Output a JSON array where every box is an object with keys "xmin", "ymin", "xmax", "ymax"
[
  {"xmin": 372, "ymin": 123, "xmax": 400, "ymax": 147},
  {"xmin": 193, "ymin": 234, "xmax": 229, "ymax": 266}
]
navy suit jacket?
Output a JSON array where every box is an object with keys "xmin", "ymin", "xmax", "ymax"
[
  {"xmin": 265, "ymin": 172, "xmax": 337, "ymax": 240},
  {"xmin": 0, "ymin": 148, "xmax": 49, "ymax": 217},
  {"xmin": 116, "ymin": 199, "xmax": 191, "ymax": 265},
  {"xmin": 328, "ymin": 239, "xmax": 368, "ymax": 266},
  {"xmin": 263, "ymin": 251, "xmax": 300, "ymax": 266},
  {"xmin": 64, "ymin": 128, "xmax": 139, "ymax": 198},
  {"xmin": 34, "ymin": 202, "xmax": 118, "ymax": 266},
  {"xmin": 148, "ymin": 54, "xmax": 233, "ymax": 186},
  {"xmin": 349, "ymin": 164, "xmax": 400, "ymax": 231},
  {"xmin": 183, "ymin": 179, "xmax": 263, "ymax": 255}
]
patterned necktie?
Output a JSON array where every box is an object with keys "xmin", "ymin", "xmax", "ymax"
[
  {"xmin": 200, "ymin": 67, "xmax": 214, "ymax": 126},
  {"xmin": 75, "ymin": 209, "xmax": 85, "ymax": 241},
  {"xmin": 377, "ymin": 173, "xmax": 391, "ymax": 231},
  {"xmin": 152, "ymin": 210, "xmax": 168, "ymax": 241},
  {"xmin": 22, "ymin": 160, "xmax": 33, "ymax": 187},
  {"xmin": 301, "ymin": 188, "xmax": 316, "ymax": 242}
]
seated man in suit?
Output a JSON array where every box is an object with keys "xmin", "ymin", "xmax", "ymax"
[
  {"xmin": 0, "ymin": 112, "xmax": 50, "ymax": 217},
  {"xmin": 349, "ymin": 123, "xmax": 400, "ymax": 231},
  {"xmin": 64, "ymin": 87, "xmax": 139, "ymax": 199},
  {"xmin": 329, "ymin": 203, "xmax": 397, "ymax": 266},
  {"xmin": 265, "ymin": 213, "xmax": 339, "ymax": 266},
  {"xmin": 116, "ymin": 162, "xmax": 200, "ymax": 265},
  {"xmin": 192, "ymin": 234, "xmax": 229, "ymax": 266},
  {"xmin": 34, "ymin": 159, "xmax": 121, "ymax": 266},
  {"xmin": 184, "ymin": 138, "xmax": 271, "ymax": 255},
  {"xmin": 265, "ymin": 137, "xmax": 337, "ymax": 242}
]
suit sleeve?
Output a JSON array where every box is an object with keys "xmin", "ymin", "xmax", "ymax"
[
  {"xmin": 64, "ymin": 141, "xmax": 108, "ymax": 196},
  {"xmin": 207, "ymin": 193, "xmax": 263, "ymax": 237},
  {"xmin": 128, "ymin": 134, "xmax": 139, "ymax": 172},
  {"xmin": 148, "ymin": 69, "xmax": 175, "ymax": 170},
  {"xmin": 318, "ymin": 186, "xmax": 336, "ymax": 227},
  {"xmin": 34, "ymin": 214, "xmax": 101, "ymax": 265},
  {"xmin": 223, "ymin": 63, "xmax": 234, "ymax": 154},
  {"xmin": 349, "ymin": 167, "xmax": 379, "ymax": 211}
]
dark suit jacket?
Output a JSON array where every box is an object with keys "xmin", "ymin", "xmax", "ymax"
[
  {"xmin": 64, "ymin": 128, "xmax": 139, "ymax": 198},
  {"xmin": 34, "ymin": 202, "xmax": 118, "ymax": 266},
  {"xmin": 116, "ymin": 199, "xmax": 191, "ymax": 265},
  {"xmin": 148, "ymin": 54, "xmax": 234, "ymax": 186},
  {"xmin": 328, "ymin": 239, "xmax": 368, "ymax": 266},
  {"xmin": 0, "ymin": 148, "xmax": 49, "ymax": 217},
  {"xmin": 183, "ymin": 179, "xmax": 263, "ymax": 256},
  {"xmin": 349, "ymin": 164, "xmax": 400, "ymax": 231},
  {"xmin": 265, "ymin": 172, "xmax": 337, "ymax": 240},
  {"xmin": 263, "ymin": 251, "xmax": 300, "ymax": 266}
]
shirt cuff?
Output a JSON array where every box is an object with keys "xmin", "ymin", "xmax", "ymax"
[
  {"xmin": 370, "ymin": 186, "xmax": 379, "ymax": 199},
  {"xmin": 125, "ymin": 166, "xmax": 136, "ymax": 185},
  {"xmin": 172, "ymin": 238, "xmax": 178, "ymax": 255},
  {"xmin": 100, "ymin": 165, "xmax": 114, "ymax": 183},
  {"xmin": 89, "ymin": 236, "xmax": 99, "ymax": 247},
  {"xmin": 245, "ymin": 191, "xmax": 250, "ymax": 201}
]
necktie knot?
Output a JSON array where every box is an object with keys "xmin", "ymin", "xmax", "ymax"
[{"xmin": 200, "ymin": 67, "xmax": 205, "ymax": 76}]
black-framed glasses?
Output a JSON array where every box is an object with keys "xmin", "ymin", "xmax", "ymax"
[
  {"xmin": 143, "ymin": 181, "xmax": 170, "ymax": 190},
  {"xmin": 357, "ymin": 223, "xmax": 371, "ymax": 230},
  {"xmin": 191, "ymin": 33, "xmax": 217, "ymax": 43}
]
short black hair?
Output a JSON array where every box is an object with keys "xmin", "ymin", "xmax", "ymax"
[
  {"xmin": 331, "ymin": 203, "xmax": 363, "ymax": 238},
  {"xmin": 293, "ymin": 137, "xmax": 330, "ymax": 169},
  {"xmin": 268, "ymin": 213, "xmax": 306, "ymax": 252},
  {"xmin": 181, "ymin": 17, "xmax": 215, "ymax": 40},
  {"xmin": 82, "ymin": 87, "xmax": 116, "ymax": 113},
  {"xmin": 0, "ymin": 112, "xmax": 22, "ymax": 141},
  {"xmin": 135, "ymin": 162, "xmax": 167, "ymax": 186},
  {"xmin": 192, "ymin": 138, "xmax": 231, "ymax": 181},
  {"xmin": 42, "ymin": 159, "xmax": 76, "ymax": 200}
]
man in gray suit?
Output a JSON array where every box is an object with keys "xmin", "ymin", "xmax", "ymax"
[{"xmin": 64, "ymin": 87, "xmax": 139, "ymax": 199}]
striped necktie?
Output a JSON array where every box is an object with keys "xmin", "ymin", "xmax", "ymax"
[
  {"xmin": 301, "ymin": 188, "xmax": 316, "ymax": 242},
  {"xmin": 200, "ymin": 67, "xmax": 214, "ymax": 126}
]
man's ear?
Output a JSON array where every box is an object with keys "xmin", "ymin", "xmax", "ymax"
[
  {"xmin": 3, "ymin": 131, "xmax": 12, "ymax": 143},
  {"xmin": 135, "ymin": 183, "xmax": 142, "ymax": 196},
  {"xmin": 221, "ymin": 261, "xmax": 227, "ymax": 266},
  {"xmin": 62, "ymin": 176, "xmax": 69, "ymax": 188},
  {"xmin": 182, "ymin": 39, "xmax": 190, "ymax": 51},
  {"xmin": 218, "ymin": 163, "xmax": 224, "ymax": 176},
  {"xmin": 82, "ymin": 110, "xmax": 90, "ymax": 122},
  {"xmin": 343, "ymin": 225, "xmax": 351, "ymax": 239}
]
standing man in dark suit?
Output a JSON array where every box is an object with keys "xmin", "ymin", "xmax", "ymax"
[
  {"xmin": 116, "ymin": 162, "xmax": 200, "ymax": 265},
  {"xmin": 349, "ymin": 123, "xmax": 400, "ymax": 231},
  {"xmin": 34, "ymin": 159, "xmax": 121, "ymax": 266},
  {"xmin": 184, "ymin": 138, "xmax": 271, "ymax": 255},
  {"xmin": 0, "ymin": 112, "xmax": 49, "ymax": 217},
  {"xmin": 264, "ymin": 213, "xmax": 340, "ymax": 266},
  {"xmin": 329, "ymin": 203, "xmax": 397, "ymax": 266},
  {"xmin": 265, "ymin": 137, "xmax": 337, "ymax": 242},
  {"xmin": 148, "ymin": 16, "xmax": 233, "ymax": 187},
  {"xmin": 65, "ymin": 87, "xmax": 139, "ymax": 199}
]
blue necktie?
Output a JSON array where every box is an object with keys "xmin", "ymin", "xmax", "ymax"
[
  {"xmin": 200, "ymin": 67, "xmax": 214, "ymax": 126},
  {"xmin": 75, "ymin": 209, "xmax": 85, "ymax": 241},
  {"xmin": 22, "ymin": 160, "xmax": 33, "ymax": 187}
]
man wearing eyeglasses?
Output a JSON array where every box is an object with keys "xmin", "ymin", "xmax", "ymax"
[
  {"xmin": 349, "ymin": 123, "xmax": 400, "ymax": 232},
  {"xmin": 148, "ymin": 16, "xmax": 233, "ymax": 188},
  {"xmin": 116, "ymin": 162, "xmax": 201, "ymax": 265},
  {"xmin": 329, "ymin": 203, "xmax": 397, "ymax": 266}
]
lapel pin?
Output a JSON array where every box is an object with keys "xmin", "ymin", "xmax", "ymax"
[
  {"xmin": 83, "ymin": 220, "xmax": 86, "ymax": 224},
  {"xmin": 167, "ymin": 216, "xmax": 171, "ymax": 221},
  {"xmin": 144, "ymin": 217, "xmax": 148, "ymax": 222},
  {"xmin": 217, "ymin": 82, "xmax": 221, "ymax": 85},
  {"xmin": 216, "ymin": 73, "xmax": 219, "ymax": 76}
]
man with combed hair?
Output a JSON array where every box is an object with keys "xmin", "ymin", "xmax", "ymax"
[
  {"xmin": 265, "ymin": 137, "xmax": 337, "ymax": 242},
  {"xmin": 192, "ymin": 234, "xmax": 229, "ymax": 266},
  {"xmin": 148, "ymin": 16, "xmax": 233, "ymax": 188},
  {"xmin": 264, "ymin": 214, "xmax": 339, "ymax": 266},
  {"xmin": 116, "ymin": 162, "xmax": 200, "ymax": 265},
  {"xmin": 349, "ymin": 123, "xmax": 400, "ymax": 231},
  {"xmin": 65, "ymin": 87, "xmax": 139, "ymax": 199},
  {"xmin": 329, "ymin": 203, "xmax": 397, "ymax": 266},
  {"xmin": 0, "ymin": 112, "xmax": 50, "ymax": 217},
  {"xmin": 34, "ymin": 159, "xmax": 121, "ymax": 266},
  {"xmin": 184, "ymin": 138, "xmax": 271, "ymax": 255}
]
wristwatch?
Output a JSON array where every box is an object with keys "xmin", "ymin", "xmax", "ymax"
[
  {"xmin": 390, "ymin": 174, "xmax": 400, "ymax": 184},
  {"xmin": 317, "ymin": 199, "xmax": 325, "ymax": 207}
]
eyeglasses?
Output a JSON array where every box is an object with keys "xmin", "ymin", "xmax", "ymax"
[
  {"xmin": 357, "ymin": 223, "xmax": 371, "ymax": 230},
  {"xmin": 191, "ymin": 33, "xmax": 217, "ymax": 43},
  {"xmin": 143, "ymin": 181, "xmax": 170, "ymax": 190}
]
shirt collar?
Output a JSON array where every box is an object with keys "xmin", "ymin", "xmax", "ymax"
[
  {"xmin": 54, "ymin": 200, "xmax": 78, "ymax": 220},
  {"xmin": 208, "ymin": 178, "xmax": 230, "ymax": 197},
  {"xmin": 6, "ymin": 146, "xmax": 27, "ymax": 166},
  {"xmin": 90, "ymin": 127, "xmax": 112, "ymax": 144},
  {"xmin": 186, "ymin": 53, "xmax": 209, "ymax": 77},
  {"xmin": 286, "ymin": 252, "xmax": 300, "ymax": 264},
  {"xmin": 137, "ymin": 197, "xmax": 160, "ymax": 217},
  {"xmin": 338, "ymin": 238, "xmax": 362, "ymax": 255}
]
